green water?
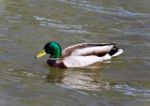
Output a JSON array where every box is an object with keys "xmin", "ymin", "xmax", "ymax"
[{"xmin": 0, "ymin": 0, "xmax": 150, "ymax": 106}]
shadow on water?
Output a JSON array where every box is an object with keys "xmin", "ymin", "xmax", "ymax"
[{"xmin": 46, "ymin": 64, "xmax": 111, "ymax": 92}]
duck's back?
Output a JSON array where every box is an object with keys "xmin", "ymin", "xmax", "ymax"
[{"xmin": 62, "ymin": 43, "xmax": 116, "ymax": 58}]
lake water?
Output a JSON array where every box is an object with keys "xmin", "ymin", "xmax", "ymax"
[{"xmin": 0, "ymin": 0, "xmax": 150, "ymax": 106}]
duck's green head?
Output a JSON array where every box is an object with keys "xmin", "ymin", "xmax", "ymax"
[{"xmin": 35, "ymin": 41, "xmax": 62, "ymax": 59}]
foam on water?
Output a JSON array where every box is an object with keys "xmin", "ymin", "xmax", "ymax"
[
  {"xmin": 113, "ymin": 84, "xmax": 150, "ymax": 98},
  {"xmin": 0, "ymin": 35, "xmax": 11, "ymax": 41},
  {"xmin": 4, "ymin": 14, "xmax": 22, "ymax": 23},
  {"xmin": 33, "ymin": 16, "xmax": 91, "ymax": 34},
  {"xmin": 57, "ymin": 0, "xmax": 148, "ymax": 17}
]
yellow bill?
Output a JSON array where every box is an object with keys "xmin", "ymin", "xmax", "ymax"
[{"xmin": 35, "ymin": 50, "xmax": 46, "ymax": 59}]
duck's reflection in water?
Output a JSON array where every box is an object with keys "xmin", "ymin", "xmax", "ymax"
[{"xmin": 47, "ymin": 66, "xmax": 110, "ymax": 91}]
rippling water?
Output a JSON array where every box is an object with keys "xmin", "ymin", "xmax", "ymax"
[{"xmin": 0, "ymin": 0, "xmax": 150, "ymax": 106}]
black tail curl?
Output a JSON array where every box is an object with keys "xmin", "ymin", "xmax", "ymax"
[{"xmin": 108, "ymin": 47, "xmax": 118, "ymax": 56}]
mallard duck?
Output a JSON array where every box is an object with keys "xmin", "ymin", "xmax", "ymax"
[{"xmin": 35, "ymin": 41, "xmax": 123, "ymax": 68}]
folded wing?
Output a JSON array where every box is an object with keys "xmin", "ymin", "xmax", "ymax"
[{"xmin": 62, "ymin": 43, "xmax": 116, "ymax": 58}]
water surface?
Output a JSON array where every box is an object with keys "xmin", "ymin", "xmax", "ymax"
[{"xmin": 0, "ymin": 0, "xmax": 150, "ymax": 106}]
